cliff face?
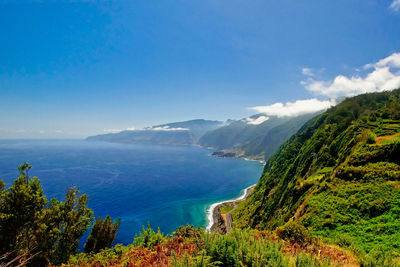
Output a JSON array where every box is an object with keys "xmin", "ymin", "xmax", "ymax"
[
  {"xmin": 233, "ymin": 89, "xmax": 400, "ymax": 253},
  {"xmin": 199, "ymin": 113, "xmax": 319, "ymax": 160}
]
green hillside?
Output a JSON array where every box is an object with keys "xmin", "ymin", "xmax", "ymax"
[
  {"xmin": 232, "ymin": 89, "xmax": 400, "ymax": 255},
  {"xmin": 199, "ymin": 113, "xmax": 318, "ymax": 160},
  {"xmin": 199, "ymin": 115, "xmax": 290, "ymax": 150},
  {"xmin": 239, "ymin": 114, "xmax": 319, "ymax": 160}
]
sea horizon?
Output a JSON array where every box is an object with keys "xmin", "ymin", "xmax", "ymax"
[{"xmin": 0, "ymin": 139, "xmax": 263, "ymax": 246}]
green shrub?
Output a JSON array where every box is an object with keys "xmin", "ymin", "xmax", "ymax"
[
  {"xmin": 172, "ymin": 250, "xmax": 219, "ymax": 267},
  {"xmin": 334, "ymin": 233, "xmax": 355, "ymax": 249},
  {"xmin": 133, "ymin": 224, "xmax": 166, "ymax": 249},
  {"xmin": 295, "ymin": 253, "xmax": 331, "ymax": 267},
  {"xmin": 173, "ymin": 224, "xmax": 203, "ymax": 239},
  {"xmin": 68, "ymin": 244, "xmax": 132, "ymax": 265},
  {"xmin": 306, "ymin": 181, "xmax": 400, "ymax": 254},
  {"xmin": 84, "ymin": 215, "xmax": 121, "ymax": 254},
  {"xmin": 335, "ymin": 162, "xmax": 400, "ymax": 181},
  {"xmin": 276, "ymin": 221, "xmax": 311, "ymax": 246},
  {"xmin": 204, "ymin": 229, "xmax": 288, "ymax": 267},
  {"xmin": 366, "ymin": 131, "xmax": 376, "ymax": 144},
  {"xmin": 359, "ymin": 245, "xmax": 399, "ymax": 267}
]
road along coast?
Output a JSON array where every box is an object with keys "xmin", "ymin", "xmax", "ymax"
[{"xmin": 206, "ymin": 185, "xmax": 256, "ymax": 234}]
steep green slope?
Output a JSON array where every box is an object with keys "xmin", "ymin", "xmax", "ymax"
[
  {"xmin": 233, "ymin": 89, "xmax": 400, "ymax": 254},
  {"xmin": 199, "ymin": 113, "xmax": 319, "ymax": 160},
  {"xmin": 199, "ymin": 115, "xmax": 290, "ymax": 150},
  {"xmin": 239, "ymin": 113, "xmax": 318, "ymax": 160}
]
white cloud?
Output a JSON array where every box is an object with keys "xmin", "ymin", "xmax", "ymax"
[
  {"xmin": 303, "ymin": 52, "xmax": 400, "ymax": 97},
  {"xmin": 244, "ymin": 116, "xmax": 270, "ymax": 125},
  {"xmin": 103, "ymin": 129, "xmax": 122, "ymax": 133},
  {"xmin": 103, "ymin": 126, "xmax": 137, "ymax": 133},
  {"xmin": 302, "ymin": 68, "xmax": 314, "ymax": 76},
  {"xmin": 150, "ymin": 126, "xmax": 189, "ymax": 131},
  {"xmin": 55, "ymin": 130, "xmax": 63, "ymax": 134},
  {"xmin": 16, "ymin": 129, "xmax": 26, "ymax": 133},
  {"xmin": 103, "ymin": 126, "xmax": 189, "ymax": 133},
  {"xmin": 390, "ymin": 0, "xmax": 400, "ymax": 11},
  {"xmin": 249, "ymin": 99, "xmax": 335, "ymax": 118},
  {"xmin": 364, "ymin": 53, "xmax": 400, "ymax": 69}
]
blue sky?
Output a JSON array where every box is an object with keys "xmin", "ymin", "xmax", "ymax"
[{"xmin": 1, "ymin": 0, "xmax": 400, "ymax": 138}]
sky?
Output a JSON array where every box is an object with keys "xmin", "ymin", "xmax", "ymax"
[{"xmin": 1, "ymin": 0, "xmax": 400, "ymax": 138}]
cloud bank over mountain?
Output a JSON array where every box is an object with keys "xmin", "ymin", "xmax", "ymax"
[
  {"xmin": 302, "ymin": 52, "xmax": 400, "ymax": 98},
  {"xmin": 249, "ymin": 99, "xmax": 335, "ymax": 118},
  {"xmin": 244, "ymin": 116, "xmax": 270, "ymax": 125},
  {"xmin": 149, "ymin": 126, "xmax": 189, "ymax": 131}
]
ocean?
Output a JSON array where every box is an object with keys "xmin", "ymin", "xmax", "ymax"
[{"xmin": 0, "ymin": 139, "xmax": 263, "ymax": 246}]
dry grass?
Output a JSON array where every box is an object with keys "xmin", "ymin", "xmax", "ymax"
[
  {"xmin": 65, "ymin": 237, "xmax": 198, "ymax": 267},
  {"xmin": 66, "ymin": 231, "xmax": 361, "ymax": 267},
  {"xmin": 375, "ymin": 133, "xmax": 399, "ymax": 143},
  {"xmin": 252, "ymin": 230, "xmax": 358, "ymax": 267}
]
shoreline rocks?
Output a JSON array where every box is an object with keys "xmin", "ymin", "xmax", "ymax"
[{"xmin": 209, "ymin": 185, "xmax": 255, "ymax": 234}]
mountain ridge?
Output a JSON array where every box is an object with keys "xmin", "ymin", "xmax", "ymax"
[
  {"xmin": 87, "ymin": 113, "xmax": 324, "ymax": 161},
  {"xmin": 232, "ymin": 89, "xmax": 400, "ymax": 255},
  {"xmin": 86, "ymin": 119, "xmax": 224, "ymax": 145}
]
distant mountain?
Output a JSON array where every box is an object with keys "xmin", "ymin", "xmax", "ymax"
[
  {"xmin": 87, "ymin": 113, "xmax": 324, "ymax": 161},
  {"xmin": 86, "ymin": 119, "xmax": 224, "ymax": 145},
  {"xmin": 151, "ymin": 119, "xmax": 225, "ymax": 141},
  {"xmin": 199, "ymin": 115, "xmax": 288, "ymax": 150},
  {"xmin": 198, "ymin": 113, "xmax": 320, "ymax": 160},
  {"xmin": 238, "ymin": 113, "xmax": 320, "ymax": 160}
]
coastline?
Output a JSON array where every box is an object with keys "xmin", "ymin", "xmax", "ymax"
[
  {"xmin": 243, "ymin": 157, "xmax": 266, "ymax": 165},
  {"xmin": 206, "ymin": 184, "xmax": 256, "ymax": 233},
  {"xmin": 209, "ymin": 148, "xmax": 266, "ymax": 165}
]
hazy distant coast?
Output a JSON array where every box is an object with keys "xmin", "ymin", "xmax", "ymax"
[
  {"xmin": 211, "ymin": 150, "xmax": 266, "ymax": 164},
  {"xmin": 86, "ymin": 113, "xmax": 318, "ymax": 163}
]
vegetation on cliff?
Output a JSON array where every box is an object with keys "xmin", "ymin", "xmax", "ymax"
[
  {"xmin": 66, "ymin": 225, "xmax": 366, "ymax": 267},
  {"xmin": 199, "ymin": 113, "xmax": 319, "ymax": 160},
  {"xmin": 232, "ymin": 89, "xmax": 400, "ymax": 259}
]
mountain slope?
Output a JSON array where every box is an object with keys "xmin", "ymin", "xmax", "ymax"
[
  {"xmin": 87, "ymin": 113, "xmax": 322, "ymax": 161},
  {"xmin": 199, "ymin": 113, "xmax": 319, "ymax": 160},
  {"xmin": 198, "ymin": 115, "xmax": 289, "ymax": 150},
  {"xmin": 238, "ymin": 113, "xmax": 319, "ymax": 160},
  {"xmin": 86, "ymin": 119, "xmax": 223, "ymax": 145},
  {"xmin": 232, "ymin": 89, "xmax": 400, "ymax": 254}
]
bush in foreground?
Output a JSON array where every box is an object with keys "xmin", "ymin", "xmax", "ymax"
[{"xmin": 66, "ymin": 225, "xmax": 384, "ymax": 267}]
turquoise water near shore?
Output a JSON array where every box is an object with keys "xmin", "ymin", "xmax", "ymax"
[{"xmin": 0, "ymin": 139, "xmax": 263, "ymax": 245}]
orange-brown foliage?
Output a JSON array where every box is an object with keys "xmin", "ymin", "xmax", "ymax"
[
  {"xmin": 281, "ymin": 240, "xmax": 358, "ymax": 266},
  {"xmin": 250, "ymin": 230, "xmax": 358, "ymax": 266},
  {"xmin": 375, "ymin": 133, "xmax": 399, "ymax": 143},
  {"xmin": 67, "ymin": 237, "xmax": 199, "ymax": 267}
]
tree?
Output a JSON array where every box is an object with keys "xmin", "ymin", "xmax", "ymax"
[
  {"xmin": 84, "ymin": 215, "xmax": 121, "ymax": 254},
  {"xmin": 0, "ymin": 162, "xmax": 46, "ymax": 256},
  {"xmin": 45, "ymin": 187, "xmax": 94, "ymax": 265},
  {"xmin": 0, "ymin": 163, "xmax": 94, "ymax": 266}
]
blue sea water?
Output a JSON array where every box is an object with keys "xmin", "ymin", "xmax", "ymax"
[{"xmin": 0, "ymin": 139, "xmax": 263, "ymax": 246}]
